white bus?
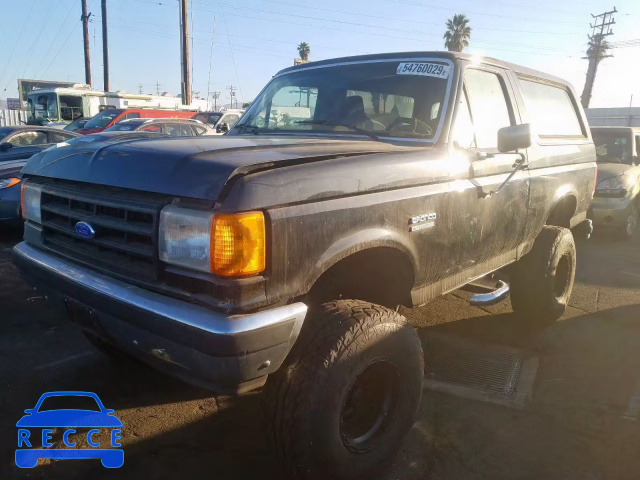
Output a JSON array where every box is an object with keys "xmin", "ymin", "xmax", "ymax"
[{"xmin": 26, "ymin": 85, "xmax": 207, "ymax": 127}]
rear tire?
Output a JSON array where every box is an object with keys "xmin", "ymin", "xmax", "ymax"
[
  {"xmin": 510, "ymin": 226, "xmax": 576, "ymax": 326},
  {"xmin": 262, "ymin": 300, "xmax": 424, "ymax": 480}
]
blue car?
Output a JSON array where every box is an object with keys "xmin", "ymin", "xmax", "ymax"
[
  {"xmin": 16, "ymin": 391, "xmax": 123, "ymax": 468},
  {"xmin": 0, "ymin": 126, "xmax": 78, "ymax": 224}
]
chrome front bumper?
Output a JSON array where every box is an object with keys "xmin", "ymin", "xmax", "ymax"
[{"xmin": 12, "ymin": 241, "xmax": 307, "ymax": 393}]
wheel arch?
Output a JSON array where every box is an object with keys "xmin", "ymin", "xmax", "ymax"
[
  {"xmin": 546, "ymin": 188, "xmax": 578, "ymax": 228},
  {"xmin": 302, "ymin": 228, "xmax": 418, "ymax": 308}
]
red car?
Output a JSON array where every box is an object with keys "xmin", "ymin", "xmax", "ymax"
[{"xmin": 76, "ymin": 109, "xmax": 196, "ymax": 135}]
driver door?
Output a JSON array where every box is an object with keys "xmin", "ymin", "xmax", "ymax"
[{"xmin": 447, "ymin": 66, "xmax": 530, "ymax": 276}]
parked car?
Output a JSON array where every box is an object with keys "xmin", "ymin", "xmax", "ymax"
[
  {"xmin": 192, "ymin": 109, "xmax": 243, "ymax": 134},
  {"xmin": 76, "ymin": 108, "xmax": 197, "ymax": 135},
  {"xmin": 64, "ymin": 117, "xmax": 90, "ymax": 131},
  {"xmin": 589, "ymin": 126, "xmax": 640, "ymax": 239},
  {"xmin": 13, "ymin": 51, "xmax": 596, "ymax": 480},
  {"xmin": 104, "ymin": 118, "xmax": 215, "ymax": 136},
  {"xmin": 0, "ymin": 126, "xmax": 78, "ymax": 223}
]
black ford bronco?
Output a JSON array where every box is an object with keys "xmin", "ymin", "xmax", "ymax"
[{"xmin": 13, "ymin": 52, "xmax": 596, "ymax": 479}]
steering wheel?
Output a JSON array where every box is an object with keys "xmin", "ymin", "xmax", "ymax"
[{"xmin": 386, "ymin": 117, "xmax": 433, "ymax": 136}]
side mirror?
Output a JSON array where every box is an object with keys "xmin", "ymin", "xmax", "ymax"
[
  {"xmin": 0, "ymin": 142, "xmax": 13, "ymax": 151},
  {"xmin": 498, "ymin": 123, "xmax": 532, "ymax": 153},
  {"xmin": 217, "ymin": 123, "xmax": 229, "ymax": 133},
  {"xmin": 24, "ymin": 409, "xmax": 33, "ymax": 414}
]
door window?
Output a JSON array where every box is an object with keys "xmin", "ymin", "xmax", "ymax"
[
  {"xmin": 123, "ymin": 112, "xmax": 140, "ymax": 121},
  {"xmin": 179, "ymin": 124, "xmax": 193, "ymax": 136},
  {"xmin": 139, "ymin": 125, "xmax": 162, "ymax": 133},
  {"xmin": 165, "ymin": 124, "xmax": 182, "ymax": 136},
  {"xmin": 519, "ymin": 79, "xmax": 583, "ymax": 137},
  {"xmin": 464, "ymin": 69, "xmax": 513, "ymax": 149},
  {"xmin": 49, "ymin": 131, "xmax": 76, "ymax": 143},
  {"xmin": 223, "ymin": 114, "xmax": 239, "ymax": 127},
  {"xmin": 7, "ymin": 131, "xmax": 48, "ymax": 146},
  {"xmin": 193, "ymin": 125, "xmax": 207, "ymax": 135}
]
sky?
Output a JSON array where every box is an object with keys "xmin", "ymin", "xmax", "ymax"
[{"xmin": 0, "ymin": 0, "xmax": 639, "ymax": 108}]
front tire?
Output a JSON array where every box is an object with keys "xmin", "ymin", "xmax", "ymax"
[
  {"xmin": 263, "ymin": 300, "xmax": 424, "ymax": 480},
  {"xmin": 510, "ymin": 226, "xmax": 576, "ymax": 326}
]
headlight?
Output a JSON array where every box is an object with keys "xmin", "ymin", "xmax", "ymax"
[
  {"xmin": 159, "ymin": 205, "xmax": 265, "ymax": 277},
  {"xmin": 596, "ymin": 176, "xmax": 624, "ymax": 190},
  {"xmin": 0, "ymin": 178, "xmax": 20, "ymax": 189},
  {"xmin": 21, "ymin": 182, "xmax": 42, "ymax": 223}
]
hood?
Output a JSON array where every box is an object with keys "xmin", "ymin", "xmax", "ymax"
[
  {"xmin": 596, "ymin": 162, "xmax": 633, "ymax": 183},
  {"xmin": 22, "ymin": 135, "xmax": 407, "ymax": 201},
  {"xmin": 0, "ymin": 159, "xmax": 27, "ymax": 178}
]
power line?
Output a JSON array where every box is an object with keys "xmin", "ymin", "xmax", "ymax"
[
  {"xmin": 0, "ymin": 0, "xmax": 36, "ymax": 93},
  {"xmin": 255, "ymin": 0, "xmax": 584, "ymax": 32},
  {"xmin": 389, "ymin": 0, "xmax": 587, "ymax": 24},
  {"xmin": 32, "ymin": 2, "xmax": 78, "ymax": 79},
  {"xmin": 111, "ymin": 13, "xmax": 577, "ymax": 59},
  {"xmin": 40, "ymin": 20, "xmax": 84, "ymax": 80}
]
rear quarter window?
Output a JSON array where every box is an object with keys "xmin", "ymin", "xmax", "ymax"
[{"xmin": 518, "ymin": 78, "xmax": 584, "ymax": 137}]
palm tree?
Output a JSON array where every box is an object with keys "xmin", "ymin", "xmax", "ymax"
[
  {"xmin": 443, "ymin": 14, "xmax": 471, "ymax": 52},
  {"xmin": 297, "ymin": 42, "xmax": 311, "ymax": 61}
]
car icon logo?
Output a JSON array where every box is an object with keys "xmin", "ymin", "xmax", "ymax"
[
  {"xmin": 16, "ymin": 391, "xmax": 123, "ymax": 468},
  {"xmin": 75, "ymin": 221, "xmax": 96, "ymax": 239}
]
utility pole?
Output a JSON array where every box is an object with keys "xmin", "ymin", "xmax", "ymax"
[
  {"xmin": 138, "ymin": 84, "xmax": 143, "ymax": 94},
  {"xmin": 156, "ymin": 81, "xmax": 161, "ymax": 95},
  {"xmin": 81, "ymin": 0, "xmax": 92, "ymax": 86},
  {"xmin": 178, "ymin": 0, "xmax": 191, "ymax": 105},
  {"xmin": 227, "ymin": 85, "xmax": 236, "ymax": 109},
  {"xmin": 211, "ymin": 91, "xmax": 220, "ymax": 111},
  {"xmin": 580, "ymin": 7, "xmax": 616, "ymax": 109},
  {"xmin": 101, "ymin": 0, "xmax": 109, "ymax": 92}
]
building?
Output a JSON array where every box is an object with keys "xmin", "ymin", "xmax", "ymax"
[{"xmin": 586, "ymin": 107, "xmax": 640, "ymax": 127}]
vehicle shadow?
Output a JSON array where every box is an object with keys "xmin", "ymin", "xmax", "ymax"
[{"xmin": 5, "ymin": 304, "xmax": 640, "ymax": 480}]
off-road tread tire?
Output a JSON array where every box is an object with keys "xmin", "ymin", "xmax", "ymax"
[
  {"xmin": 262, "ymin": 299, "xmax": 424, "ymax": 480},
  {"xmin": 510, "ymin": 226, "xmax": 576, "ymax": 326}
]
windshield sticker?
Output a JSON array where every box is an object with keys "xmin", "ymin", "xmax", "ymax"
[{"xmin": 397, "ymin": 62, "xmax": 449, "ymax": 79}]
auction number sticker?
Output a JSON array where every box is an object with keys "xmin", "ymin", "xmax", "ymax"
[{"xmin": 397, "ymin": 62, "xmax": 449, "ymax": 79}]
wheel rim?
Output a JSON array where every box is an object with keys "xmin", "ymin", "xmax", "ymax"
[
  {"xmin": 554, "ymin": 254, "xmax": 571, "ymax": 299},
  {"xmin": 340, "ymin": 360, "xmax": 399, "ymax": 453},
  {"xmin": 626, "ymin": 213, "xmax": 637, "ymax": 236}
]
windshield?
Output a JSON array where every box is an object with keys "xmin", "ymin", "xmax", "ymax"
[
  {"xmin": 234, "ymin": 60, "xmax": 451, "ymax": 140},
  {"xmin": 592, "ymin": 131, "xmax": 633, "ymax": 164},
  {"xmin": 105, "ymin": 123, "xmax": 139, "ymax": 132},
  {"xmin": 83, "ymin": 110, "xmax": 123, "ymax": 129},
  {"xmin": 38, "ymin": 395, "xmax": 101, "ymax": 412},
  {"xmin": 194, "ymin": 113, "xmax": 222, "ymax": 125},
  {"xmin": 27, "ymin": 92, "xmax": 59, "ymax": 122}
]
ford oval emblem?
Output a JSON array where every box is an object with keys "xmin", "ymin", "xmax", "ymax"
[{"xmin": 75, "ymin": 221, "xmax": 96, "ymax": 239}]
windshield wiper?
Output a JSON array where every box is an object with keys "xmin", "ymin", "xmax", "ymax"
[{"xmin": 295, "ymin": 120, "xmax": 380, "ymax": 141}]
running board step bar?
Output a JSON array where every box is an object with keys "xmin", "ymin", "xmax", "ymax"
[{"xmin": 469, "ymin": 280, "xmax": 510, "ymax": 307}]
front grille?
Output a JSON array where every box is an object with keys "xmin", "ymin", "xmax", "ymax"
[{"xmin": 39, "ymin": 183, "xmax": 164, "ymax": 282}]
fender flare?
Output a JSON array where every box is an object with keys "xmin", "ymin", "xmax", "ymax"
[{"xmin": 309, "ymin": 227, "xmax": 418, "ymax": 288}]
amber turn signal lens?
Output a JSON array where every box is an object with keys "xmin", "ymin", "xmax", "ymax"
[{"xmin": 210, "ymin": 212, "xmax": 266, "ymax": 277}]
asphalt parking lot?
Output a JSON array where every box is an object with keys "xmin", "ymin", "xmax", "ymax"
[{"xmin": 1, "ymin": 226, "xmax": 639, "ymax": 480}]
